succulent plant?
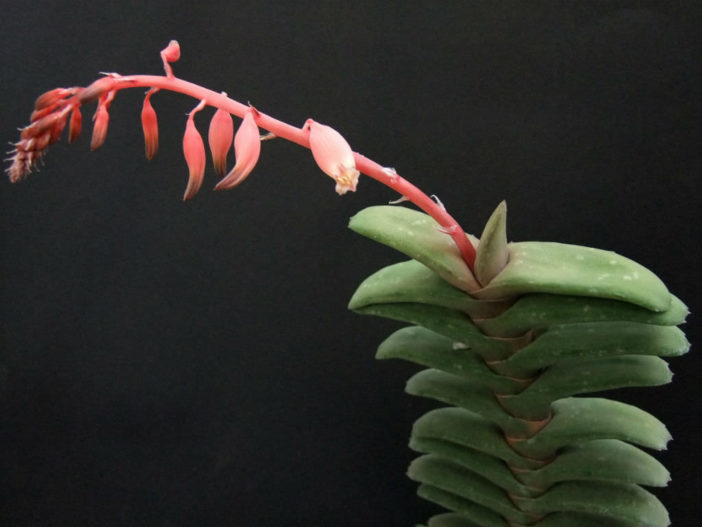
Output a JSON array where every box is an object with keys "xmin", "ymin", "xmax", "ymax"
[
  {"xmin": 349, "ymin": 204, "xmax": 688, "ymax": 526},
  {"xmin": 7, "ymin": 42, "xmax": 688, "ymax": 526}
]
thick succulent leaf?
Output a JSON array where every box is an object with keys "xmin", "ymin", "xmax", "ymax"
[
  {"xmin": 412, "ymin": 408, "xmax": 547, "ymax": 470},
  {"xmin": 354, "ymin": 303, "xmax": 518, "ymax": 361},
  {"xmin": 417, "ymin": 485, "xmax": 509, "ymax": 527},
  {"xmin": 518, "ymin": 439, "xmax": 670, "ymax": 489},
  {"xmin": 521, "ymin": 480, "xmax": 669, "ymax": 526},
  {"xmin": 406, "ymin": 369, "xmax": 541, "ymax": 438},
  {"xmin": 474, "ymin": 201, "xmax": 509, "ymax": 285},
  {"xmin": 348, "ymin": 206, "xmax": 481, "ymax": 292},
  {"xmin": 409, "ymin": 455, "xmax": 537, "ymax": 525},
  {"xmin": 499, "ymin": 355, "xmax": 672, "ymax": 420},
  {"xmin": 348, "ymin": 205, "xmax": 674, "ymax": 311},
  {"xmin": 410, "ymin": 437, "xmax": 535, "ymax": 496},
  {"xmin": 376, "ymin": 326, "xmax": 528, "ymax": 395},
  {"xmin": 348, "ymin": 260, "xmax": 510, "ymax": 319},
  {"xmin": 490, "ymin": 321, "xmax": 689, "ymax": 378},
  {"xmin": 474, "ymin": 241, "xmax": 672, "ymax": 312},
  {"xmin": 476, "ymin": 293, "xmax": 688, "ymax": 337},
  {"xmin": 380, "ymin": 327, "xmax": 674, "ymax": 421},
  {"xmin": 412, "ymin": 457, "xmax": 669, "ymax": 526},
  {"xmin": 511, "ymin": 398, "xmax": 671, "ymax": 459},
  {"xmin": 413, "ymin": 436, "xmax": 669, "ymax": 493},
  {"xmin": 419, "ymin": 488, "xmax": 665, "ymax": 527}
]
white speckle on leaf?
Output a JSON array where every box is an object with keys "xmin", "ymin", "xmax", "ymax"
[{"xmin": 576, "ymin": 255, "xmax": 585, "ymax": 261}]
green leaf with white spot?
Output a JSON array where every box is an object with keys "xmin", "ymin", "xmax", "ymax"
[{"xmin": 475, "ymin": 241, "xmax": 673, "ymax": 311}]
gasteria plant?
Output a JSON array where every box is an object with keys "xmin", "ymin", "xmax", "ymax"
[{"xmin": 6, "ymin": 41, "xmax": 689, "ymax": 527}]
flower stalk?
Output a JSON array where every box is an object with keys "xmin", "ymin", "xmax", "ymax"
[{"xmin": 6, "ymin": 42, "xmax": 477, "ymax": 276}]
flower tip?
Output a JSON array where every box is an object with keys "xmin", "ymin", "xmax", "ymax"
[
  {"xmin": 213, "ymin": 163, "xmax": 249, "ymax": 191},
  {"xmin": 334, "ymin": 165, "xmax": 360, "ymax": 195},
  {"xmin": 183, "ymin": 174, "xmax": 203, "ymax": 201}
]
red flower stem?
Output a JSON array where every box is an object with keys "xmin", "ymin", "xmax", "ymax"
[{"xmin": 91, "ymin": 74, "xmax": 478, "ymax": 269}]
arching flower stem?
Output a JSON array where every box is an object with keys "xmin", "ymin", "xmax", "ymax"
[
  {"xmin": 101, "ymin": 74, "xmax": 477, "ymax": 269},
  {"xmin": 17, "ymin": 71, "xmax": 477, "ymax": 270}
]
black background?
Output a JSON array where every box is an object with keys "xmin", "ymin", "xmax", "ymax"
[{"xmin": 1, "ymin": 1, "xmax": 700, "ymax": 525}]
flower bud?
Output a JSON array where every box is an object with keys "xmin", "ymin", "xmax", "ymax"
[
  {"xmin": 161, "ymin": 40, "xmax": 180, "ymax": 63},
  {"xmin": 182, "ymin": 101, "xmax": 207, "ymax": 200},
  {"xmin": 215, "ymin": 108, "xmax": 260, "ymax": 191},
  {"xmin": 34, "ymin": 88, "xmax": 73, "ymax": 111},
  {"xmin": 90, "ymin": 103, "xmax": 110, "ymax": 150},
  {"xmin": 208, "ymin": 108, "xmax": 233, "ymax": 177},
  {"xmin": 141, "ymin": 92, "xmax": 159, "ymax": 160}
]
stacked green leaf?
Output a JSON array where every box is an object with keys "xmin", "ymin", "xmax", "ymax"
[{"xmin": 349, "ymin": 204, "xmax": 688, "ymax": 527}]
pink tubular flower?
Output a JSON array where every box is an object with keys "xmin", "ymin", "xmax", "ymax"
[
  {"xmin": 207, "ymin": 107, "xmax": 233, "ymax": 177},
  {"xmin": 141, "ymin": 91, "xmax": 159, "ymax": 160},
  {"xmin": 214, "ymin": 108, "xmax": 260, "ymax": 191},
  {"xmin": 305, "ymin": 119, "xmax": 359, "ymax": 195},
  {"xmin": 182, "ymin": 100, "xmax": 207, "ymax": 200}
]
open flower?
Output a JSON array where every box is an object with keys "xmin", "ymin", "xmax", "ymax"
[
  {"xmin": 214, "ymin": 108, "xmax": 260, "ymax": 190},
  {"xmin": 305, "ymin": 119, "xmax": 359, "ymax": 195}
]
